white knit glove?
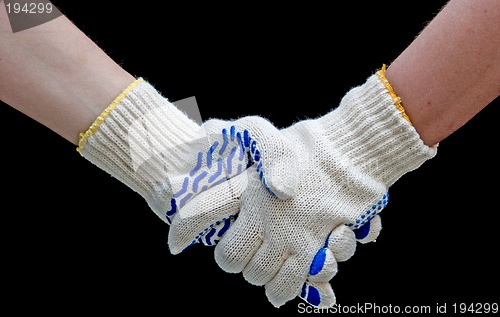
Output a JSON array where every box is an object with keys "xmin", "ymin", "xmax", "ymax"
[
  {"xmin": 169, "ymin": 71, "xmax": 438, "ymax": 308},
  {"xmin": 76, "ymin": 78, "xmax": 296, "ymax": 230},
  {"xmin": 76, "ymin": 75, "xmax": 388, "ymax": 308}
]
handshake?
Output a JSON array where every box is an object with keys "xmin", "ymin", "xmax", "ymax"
[{"xmin": 77, "ymin": 67, "xmax": 437, "ymax": 308}]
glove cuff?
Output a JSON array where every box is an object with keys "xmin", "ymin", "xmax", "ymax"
[
  {"xmin": 77, "ymin": 78, "xmax": 201, "ymax": 221},
  {"xmin": 321, "ymin": 71, "xmax": 438, "ymax": 186}
]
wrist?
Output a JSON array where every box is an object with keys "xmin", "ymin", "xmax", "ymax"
[
  {"xmin": 77, "ymin": 78, "xmax": 202, "ymax": 220},
  {"xmin": 320, "ymin": 71, "xmax": 437, "ymax": 186}
]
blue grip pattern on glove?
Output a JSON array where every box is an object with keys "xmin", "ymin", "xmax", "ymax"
[
  {"xmin": 299, "ymin": 212, "xmax": 385, "ymax": 307},
  {"xmin": 349, "ymin": 193, "xmax": 389, "ymax": 231},
  {"xmin": 165, "ymin": 125, "xmax": 270, "ymax": 247}
]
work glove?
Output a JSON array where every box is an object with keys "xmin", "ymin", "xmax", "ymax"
[
  {"xmin": 76, "ymin": 78, "xmax": 295, "ymax": 227},
  {"xmin": 75, "ymin": 76, "xmax": 381, "ymax": 308},
  {"xmin": 77, "ymin": 78, "xmax": 346, "ymax": 306},
  {"xmin": 168, "ymin": 68, "xmax": 438, "ymax": 308}
]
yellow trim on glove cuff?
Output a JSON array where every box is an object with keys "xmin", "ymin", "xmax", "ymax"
[
  {"xmin": 376, "ymin": 65, "xmax": 412, "ymax": 125},
  {"xmin": 76, "ymin": 78, "xmax": 145, "ymax": 154}
]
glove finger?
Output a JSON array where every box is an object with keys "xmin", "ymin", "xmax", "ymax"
[
  {"xmin": 306, "ymin": 226, "xmax": 354, "ymax": 285},
  {"xmin": 299, "ymin": 280, "xmax": 336, "ymax": 308},
  {"xmin": 307, "ymin": 247, "xmax": 338, "ymax": 283},
  {"xmin": 231, "ymin": 116, "xmax": 299, "ymax": 199},
  {"xmin": 327, "ymin": 225, "xmax": 357, "ymax": 262},
  {"xmin": 263, "ymin": 252, "xmax": 311, "ymax": 308},
  {"xmin": 353, "ymin": 214, "xmax": 382, "ymax": 244},
  {"xmin": 242, "ymin": 242, "xmax": 286, "ymax": 286},
  {"xmin": 349, "ymin": 192, "xmax": 387, "ymax": 243},
  {"xmin": 167, "ymin": 171, "xmax": 248, "ymax": 254},
  {"xmin": 214, "ymin": 207, "xmax": 263, "ymax": 274}
]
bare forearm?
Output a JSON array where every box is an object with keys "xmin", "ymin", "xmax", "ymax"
[
  {"xmin": 0, "ymin": 5, "xmax": 134, "ymax": 145},
  {"xmin": 386, "ymin": 0, "xmax": 500, "ymax": 146}
]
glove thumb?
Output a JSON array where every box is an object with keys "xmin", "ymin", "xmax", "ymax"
[
  {"xmin": 203, "ymin": 116, "xmax": 299, "ymax": 199},
  {"xmin": 168, "ymin": 171, "xmax": 249, "ymax": 254}
]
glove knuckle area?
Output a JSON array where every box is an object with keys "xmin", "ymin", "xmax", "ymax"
[
  {"xmin": 328, "ymin": 225, "xmax": 357, "ymax": 262},
  {"xmin": 236, "ymin": 115, "xmax": 277, "ymax": 132},
  {"xmin": 263, "ymin": 253, "xmax": 311, "ymax": 308},
  {"xmin": 242, "ymin": 244, "xmax": 285, "ymax": 286},
  {"xmin": 236, "ymin": 115, "xmax": 291, "ymax": 153},
  {"xmin": 214, "ymin": 229, "xmax": 262, "ymax": 274}
]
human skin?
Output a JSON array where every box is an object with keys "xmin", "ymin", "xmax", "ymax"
[
  {"xmin": 385, "ymin": 0, "xmax": 500, "ymax": 146},
  {"xmin": 0, "ymin": 0, "xmax": 493, "ymax": 308},
  {"xmin": 0, "ymin": 4, "xmax": 134, "ymax": 144},
  {"xmin": 1, "ymin": 0, "xmax": 498, "ymax": 147}
]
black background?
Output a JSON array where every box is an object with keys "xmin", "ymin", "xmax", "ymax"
[{"xmin": 1, "ymin": 1, "xmax": 499, "ymax": 315}]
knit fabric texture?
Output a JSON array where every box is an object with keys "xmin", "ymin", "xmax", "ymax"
[
  {"xmin": 169, "ymin": 73, "xmax": 438, "ymax": 308},
  {"xmin": 77, "ymin": 79, "xmax": 296, "ymax": 229},
  {"xmin": 78, "ymin": 79, "xmax": 224, "ymax": 222}
]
